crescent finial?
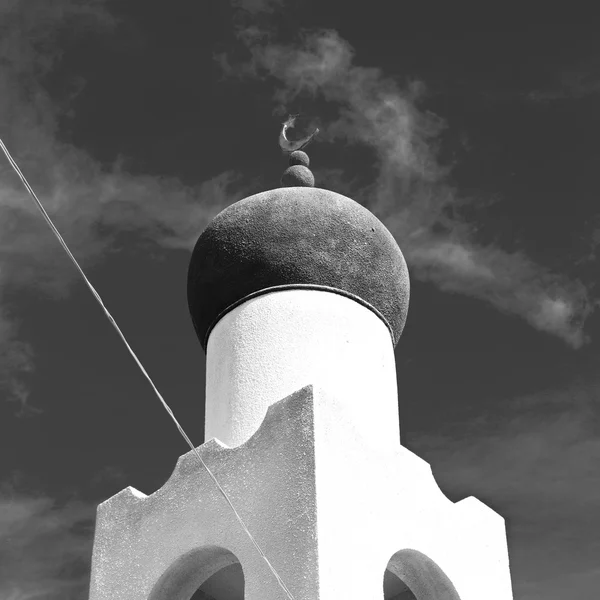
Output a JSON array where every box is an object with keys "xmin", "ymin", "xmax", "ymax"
[{"xmin": 279, "ymin": 114, "xmax": 319, "ymax": 153}]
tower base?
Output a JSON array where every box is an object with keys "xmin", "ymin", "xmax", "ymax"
[{"xmin": 89, "ymin": 386, "xmax": 513, "ymax": 600}]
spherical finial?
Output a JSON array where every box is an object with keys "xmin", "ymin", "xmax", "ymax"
[
  {"xmin": 289, "ymin": 150, "xmax": 310, "ymax": 167},
  {"xmin": 281, "ymin": 164, "xmax": 315, "ymax": 187},
  {"xmin": 279, "ymin": 118, "xmax": 316, "ymax": 187}
]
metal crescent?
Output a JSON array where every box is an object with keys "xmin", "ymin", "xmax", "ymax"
[{"xmin": 279, "ymin": 115, "xmax": 319, "ymax": 152}]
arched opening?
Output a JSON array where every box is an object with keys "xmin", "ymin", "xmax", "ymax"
[
  {"xmin": 384, "ymin": 566, "xmax": 417, "ymax": 599},
  {"xmin": 383, "ymin": 549, "xmax": 462, "ymax": 600},
  {"xmin": 190, "ymin": 562, "xmax": 244, "ymax": 600},
  {"xmin": 148, "ymin": 545, "xmax": 244, "ymax": 600}
]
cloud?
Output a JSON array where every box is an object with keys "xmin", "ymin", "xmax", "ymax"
[
  {"xmin": 406, "ymin": 238, "xmax": 592, "ymax": 348},
  {"xmin": 221, "ymin": 24, "xmax": 594, "ymax": 347},
  {"xmin": 0, "ymin": 483, "xmax": 96, "ymax": 600},
  {"xmin": 0, "ymin": 0, "xmax": 247, "ymax": 413},
  {"xmin": 0, "ymin": 308, "xmax": 37, "ymax": 417}
]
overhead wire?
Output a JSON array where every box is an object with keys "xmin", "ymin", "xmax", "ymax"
[{"xmin": 0, "ymin": 136, "xmax": 296, "ymax": 600}]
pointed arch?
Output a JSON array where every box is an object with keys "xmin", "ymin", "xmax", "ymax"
[
  {"xmin": 148, "ymin": 545, "xmax": 244, "ymax": 600},
  {"xmin": 384, "ymin": 548, "xmax": 462, "ymax": 600}
]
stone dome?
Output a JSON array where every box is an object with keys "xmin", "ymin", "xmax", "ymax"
[{"xmin": 187, "ymin": 185, "xmax": 410, "ymax": 352}]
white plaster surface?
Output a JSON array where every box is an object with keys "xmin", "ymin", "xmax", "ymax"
[
  {"xmin": 89, "ymin": 386, "xmax": 514, "ymax": 600},
  {"xmin": 205, "ymin": 289, "xmax": 400, "ymax": 451}
]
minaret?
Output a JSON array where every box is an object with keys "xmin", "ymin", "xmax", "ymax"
[{"xmin": 88, "ymin": 133, "xmax": 514, "ymax": 600}]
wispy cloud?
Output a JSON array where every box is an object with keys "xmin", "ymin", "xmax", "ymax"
[
  {"xmin": 0, "ymin": 0, "xmax": 247, "ymax": 413},
  {"xmin": 0, "ymin": 308, "xmax": 36, "ymax": 417},
  {"xmin": 0, "ymin": 483, "xmax": 96, "ymax": 600},
  {"xmin": 220, "ymin": 23, "xmax": 595, "ymax": 348}
]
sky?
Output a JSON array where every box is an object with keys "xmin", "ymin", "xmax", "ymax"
[{"xmin": 1, "ymin": 1, "xmax": 600, "ymax": 599}]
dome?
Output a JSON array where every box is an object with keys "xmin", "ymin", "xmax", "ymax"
[{"xmin": 187, "ymin": 185, "xmax": 410, "ymax": 352}]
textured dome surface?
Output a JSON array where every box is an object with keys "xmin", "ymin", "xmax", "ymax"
[{"xmin": 188, "ymin": 186, "xmax": 410, "ymax": 351}]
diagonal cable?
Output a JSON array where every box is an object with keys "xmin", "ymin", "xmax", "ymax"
[{"xmin": 0, "ymin": 137, "xmax": 296, "ymax": 600}]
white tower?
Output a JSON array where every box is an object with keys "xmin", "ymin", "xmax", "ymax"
[{"xmin": 88, "ymin": 148, "xmax": 514, "ymax": 600}]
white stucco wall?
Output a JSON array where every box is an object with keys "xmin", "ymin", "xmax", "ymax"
[
  {"xmin": 89, "ymin": 385, "xmax": 514, "ymax": 600},
  {"xmin": 205, "ymin": 289, "xmax": 399, "ymax": 450}
]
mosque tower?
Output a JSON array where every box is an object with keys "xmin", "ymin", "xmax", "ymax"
[{"xmin": 88, "ymin": 124, "xmax": 514, "ymax": 600}]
